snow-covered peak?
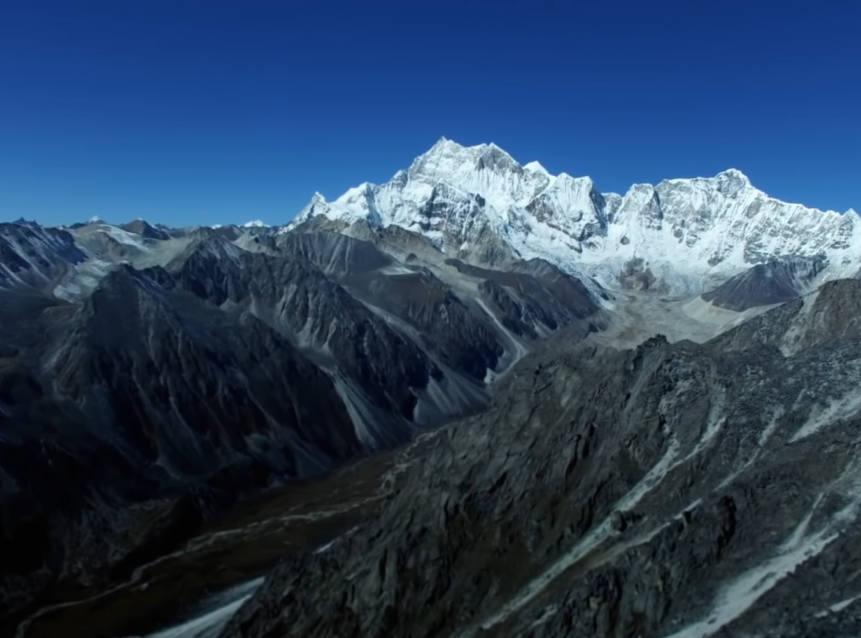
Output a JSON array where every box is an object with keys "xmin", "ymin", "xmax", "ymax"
[
  {"xmin": 409, "ymin": 139, "xmax": 518, "ymax": 180},
  {"xmin": 242, "ymin": 220, "xmax": 269, "ymax": 228},
  {"xmin": 298, "ymin": 192, "xmax": 328, "ymax": 214},
  {"xmin": 524, "ymin": 161, "xmax": 549, "ymax": 175},
  {"xmin": 712, "ymin": 168, "xmax": 754, "ymax": 195},
  {"xmin": 400, "ymin": 139, "xmax": 549, "ymax": 211},
  {"xmin": 88, "ymin": 216, "xmax": 103, "ymax": 224},
  {"xmin": 330, "ymin": 183, "xmax": 383, "ymax": 226},
  {"xmin": 555, "ymin": 173, "xmax": 595, "ymax": 190},
  {"xmin": 716, "ymin": 168, "xmax": 751, "ymax": 182},
  {"xmin": 290, "ymin": 192, "xmax": 333, "ymax": 229},
  {"xmin": 292, "ymin": 139, "xmax": 861, "ymax": 294}
]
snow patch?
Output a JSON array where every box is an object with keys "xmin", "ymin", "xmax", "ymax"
[
  {"xmin": 143, "ymin": 577, "xmax": 264, "ymax": 638},
  {"xmin": 819, "ymin": 593, "xmax": 861, "ymax": 616},
  {"xmin": 331, "ymin": 373, "xmax": 389, "ymax": 447},
  {"xmin": 791, "ymin": 392, "xmax": 861, "ymax": 442},
  {"xmin": 474, "ymin": 297, "xmax": 527, "ymax": 375}
]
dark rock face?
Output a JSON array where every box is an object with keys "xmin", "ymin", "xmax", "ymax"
[
  {"xmin": 48, "ymin": 267, "xmax": 362, "ymax": 475},
  {"xmin": 221, "ymin": 280, "xmax": 861, "ymax": 638},
  {"xmin": 447, "ymin": 258, "xmax": 601, "ymax": 339},
  {"xmin": 702, "ymin": 256, "xmax": 827, "ymax": 311},
  {"xmin": 278, "ymin": 231, "xmax": 505, "ymax": 381},
  {"xmin": 119, "ymin": 219, "xmax": 171, "ymax": 241},
  {"xmin": 156, "ymin": 245, "xmax": 439, "ymax": 422},
  {"xmin": 356, "ymin": 268, "xmax": 504, "ymax": 381},
  {"xmin": 712, "ymin": 278, "xmax": 861, "ymax": 355},
  {"xmin": 277, "ymin": 230, "xmax": 393, "ymax": 276},
  {"xmin": 618, "ymin": 257, "xmax": 663, "ymax": 292}
]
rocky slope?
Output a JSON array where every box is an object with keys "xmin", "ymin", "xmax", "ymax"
[
  {"xmin": 153, "ymin": 239, "xmax": 480, "ymax": 428},
  {"xmin": 701, "ymin": 256, "xmax": 826, "ymax": 311},
  {"xmin": 222, "ymin": 279, "xmax": 861, "ymax": 638}
]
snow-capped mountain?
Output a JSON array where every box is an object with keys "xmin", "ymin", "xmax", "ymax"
[
  {"xmin": 243, "ymin": 220, "xmax": 270, "ymax": 228},
  {"xmin": 294, "ymin": 138, "xmax": 861, "ymax": 294}
]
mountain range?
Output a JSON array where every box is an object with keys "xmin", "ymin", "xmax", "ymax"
[
  {"xmin": 2, "ymin": 139, "xmax": 861, "ymax": 638},
  {"xmin": 292, "ymin": 138, "xmax": 861, "ymax": 295}
]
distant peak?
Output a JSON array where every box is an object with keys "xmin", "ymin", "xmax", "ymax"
[
  {"xmin": 475, "ymin": 144, "xmax": 518, "ymax": 172},
  {"xmin": 242, "ymin": 220, "xmax": 269, "ymax": 228},
  {"xmin": 556, "ymin": 172, "xmax": 595, "ymax": 187},
  {"xmin": 296, "ymin": 192, "xmax": 330, "ymax": 221},
  {"xmin": 411, "ymin": 138, "xmax": 523, "ymax": 181},
  {"xmin": 524, "ymin": 161, "xmax": 549, "ymax": 175},
  {"xmin": 422, "ymin": 137, "xmax": 506, "ymax": 158},
  {"xmin": 337, "ymin": 182, "xmax": 374, "ymax": 202},
  {"xmin": 423, "ymin": 136, "xmax": 466, "ymax": 156},
  {"xmin": 88, "ymin": 215, "xmax": 103, "ymax": 224}
]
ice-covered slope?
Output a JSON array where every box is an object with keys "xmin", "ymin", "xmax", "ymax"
[{"xmin": 293, "ymin": 138, "xmax": 861, "ymax": 295}]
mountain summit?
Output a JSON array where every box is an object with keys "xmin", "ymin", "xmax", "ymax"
[{"xmin": 295, "ymin": 140, "xmax": 861, "ymax": 294}]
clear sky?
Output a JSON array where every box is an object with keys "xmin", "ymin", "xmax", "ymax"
[{"xmin": 1, "ymin": 0, "xmax": 858, "ymax": 227}]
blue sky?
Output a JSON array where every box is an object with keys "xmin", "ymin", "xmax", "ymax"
[{"xmin": 0, "ymin": 0, "xmax": 857, "ymax": 227}]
